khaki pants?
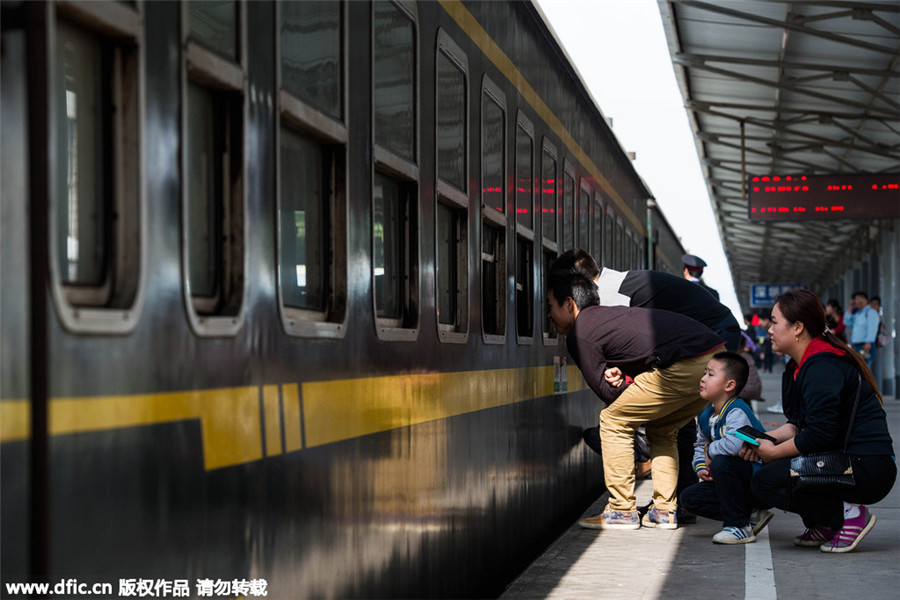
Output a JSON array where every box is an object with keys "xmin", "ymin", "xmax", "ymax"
[{"xmin": 599, "ymin": 348, "xmax": 720, "ymax": 512}]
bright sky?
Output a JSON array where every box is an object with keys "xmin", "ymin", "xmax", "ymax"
[{"xmin": 536, "ymin": 0, "xmax": 745, "ymax": 321}]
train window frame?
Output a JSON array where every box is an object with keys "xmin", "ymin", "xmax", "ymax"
[
  {"xmin": 562, "ymin": 162, "xmax": 575, "ymax": 251},
  {"xmin": 604, "ymin": 205, "xmax": 614, "ymax": 268},
  {"xmin": 46, "ymin": 1, "xmax": 147, "ymax": 335},
  {"xmin": 480, "ymin": 76, "xmax": 507, "ymax": 345},
  {"xmin": 372, "ymin": 0, "xmax": 420, "ymax": 342},
  {"xmin": 592, "ymin": 195, "xmax": 604, "ymax": 268},
  {"xmin": 578, "ymin": 178, "xmax": 591, "ymax": 254},
  {"xmin": 434, "ymin": 30, "xmax": 469, "ymax": 344},
  {"xmin": 540, "ymin": 139, "xmax": 559, "ymax": 346},
  {"xmin": 514, "ymin": 111, "xmax": 535, "ymax": 345},
  {"xmin": 615, "ymin": 217, "xmax": 624, "ymax": 271},
  {"xmin": 276, "ymin": 0, "xmax": 349, "ymax": 339},
  {"xmin": 624, "ymin": 230, "xmax": 633, "ymax": 270},
  {"xmin": 180, "ymin": 0, "xmax": 248, "ymax": 338},
  {"xmin": 540, "ymin": 139, "xmax": 558, "ymax": 248}
]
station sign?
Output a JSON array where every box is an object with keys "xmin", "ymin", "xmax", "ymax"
[
  {"xmin": 747, "ymin": 172, "xmax": 899, "ymax": 221},
  {"xmin": 750, "ymin": 283, "xmax": 807, "ymax": 308}
]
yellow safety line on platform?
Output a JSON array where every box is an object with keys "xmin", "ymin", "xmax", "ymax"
[
  {"xmin": 0, "ymin": 366, "xmax": 586, "ymax": 469},
  {"xmin": 438, "ymin": 0, "xmax": 645, "ymax": 235}
]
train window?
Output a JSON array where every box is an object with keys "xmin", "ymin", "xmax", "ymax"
[
  {"xmin": 277, "ymin": 128, "xmax": 347, "ymax": 336},
  {"xmin": 515, "ymin": 121, "xmax": 534, "ymax": 231},
  {"xmin": 541, "ymin": 141, "xmax": 558, "ymax": 245},
  {"xmin": 435, "ymin": 31, "xmax": 469, "ymax": 342},
  {"xmin": 516, "ymin": 237, "xmax": 534, "ymax": 340},
  {"xmin": 540, "ymin": 139, "xmax": 559, "ymax": 345},
  {"xmin": 278, "ymin": 1, "xmax": 348, "ymax": 338},
  {"xmin": 604, "ymin": 206, "xmax": 614, "ymax": 268},
  {"xmin": 482, "ymin": 223, "xmax": 505, "ymax": 341},
  {"xmin": 183, "ymin": 1, "xmax": 246, "ymax": 336},
  {"xmin": 515, "ymin": 114, "xmax": 535, "ymax": 342},
  {"xmin": 542, "ymin": 250, "xmax": 558, "ymax": 343},
  {"xmin": 48, "ymin": 2, "xmax": 144, "ymax": 334},
  {"xmin": 281, "ymin": 132, "xmax": 326, "ymax": 311},
  {"xmin": 374, "ymin": 173, "xmax": 418, "ymax": 333},
  {"xmin": 188, "ymin": 0, "xmax": 237, "ymax": 61},
  {"xmin": 562, "ymin": 166, "xmax": 575, "ymax": 251},
  {"xmin": 624, "ymin": 231, "xmax": 633, "ymax": 270},
  {"xmin": 482, "ymin": 90, "xmax": 505, "ymax": 216},
  {"xmin": 592, "ymin": 197, "xmax": 604, "ymax": 267},
  {"xmin": 281, "ymin": 1, "xmax": 342, "ymax": 121},
  {"xmin": 436, "ymin": 204, "xmax": 467, "ymax": 330},
  {"xmin": 615, "ymin": 218, "xmax": 624, "ymax": 270},
  {"xmin": 373, "ymin": 1, "xmax": 419, "ymax": 341},
  {"xmin": 374, "ymin": 1, "xmax": 416, "ymax": 163},
  {"xmin": 436, "ymin": 33, "xmax": 466, "ymax": 193},
  {"xmin": 578, "ymin": 180, "xmax": 591, "ymax": 253},
  {"xmin": 481, "ymin": 78, "xmax": 506, "ymax": 343}
]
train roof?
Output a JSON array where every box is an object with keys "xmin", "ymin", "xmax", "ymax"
[{"xmin": 527, "ymin": 0, "xmax": 655, "ymax": 202}]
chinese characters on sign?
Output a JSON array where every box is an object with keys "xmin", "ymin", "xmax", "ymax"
[{"xmin": 750, "ymin": 283, "xmax": 807, "ymax": 308}]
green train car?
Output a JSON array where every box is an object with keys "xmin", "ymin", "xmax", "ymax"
[{"xmin": 0, "ymin": 1, "xmax": 683, "ymax": 596}]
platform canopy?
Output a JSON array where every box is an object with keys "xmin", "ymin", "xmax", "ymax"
[{"xmin": 657, "ymin": 0, "xmax": 899, "ymax": 313}]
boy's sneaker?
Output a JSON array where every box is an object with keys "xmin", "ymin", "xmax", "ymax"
[
  {"xmin": 793, "ymin": 524, "xmax": 836, "ymax": 547},
  {"xmin": 641, "ymin": 506, "xmax": 678, "ymax": 530},
  {"xmin": 712, "ymin": 525, "xmax": 756, "ymax": 544},
  {"xmin": 749, "ymin": 509, "xmax": 774, "ymax": 536},
  {"xmin": 821, "ymin": 506, "xmax": 877, "ymax": 553},
  {"xmin": 578, "ymin": 509, "xmax": 641, "ymax": 530}
]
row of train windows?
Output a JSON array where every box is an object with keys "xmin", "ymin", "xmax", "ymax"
[{"xmin": 49, "ymin": 0, "xmax": 645, "ymax": 338}]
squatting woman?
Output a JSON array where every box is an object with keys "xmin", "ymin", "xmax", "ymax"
[{"xmin": 740, "ymin": 288, "xmax": 895, "ymax": 553}]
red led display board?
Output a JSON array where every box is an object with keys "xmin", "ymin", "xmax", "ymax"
[{"xmin": 747, "ymin": 173, "xmax": 899, "ymax": 221}]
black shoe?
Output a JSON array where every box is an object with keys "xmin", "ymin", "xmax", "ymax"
[{"xmin": 677, "ymin": 509, "xmax": 697, "ymax": 525}]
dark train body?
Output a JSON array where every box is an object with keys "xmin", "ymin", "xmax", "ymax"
[{"xmin": 1, "ymin": 1, "xmax": 684, "ymax": 597}]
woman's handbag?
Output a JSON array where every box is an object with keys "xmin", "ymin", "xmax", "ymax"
[{"xmin": 789, "ymin": 373, "xmax": 861, "ymax": 493}]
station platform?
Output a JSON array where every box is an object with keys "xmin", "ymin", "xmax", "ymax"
[{"xmin": 501, "ymin": 364, "xmax": 900, "ymax": 600}]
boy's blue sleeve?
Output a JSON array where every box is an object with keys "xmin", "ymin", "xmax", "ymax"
[{"xmin": 708, "ymin": 410, "xmax": 753, "ymax": 459}]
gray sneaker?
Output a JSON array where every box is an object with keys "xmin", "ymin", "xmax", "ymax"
[{"xmin": 750, "ymin": 509, "xmax": 774, "ymax": 536}]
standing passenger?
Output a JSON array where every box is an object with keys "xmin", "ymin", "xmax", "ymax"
[
  {"xmin": 682, "ymin": 253, "xmax": 719, "ymax": 300},
  {"xmin": 547, "ymin": 270, "xmax": 724, "ymax": 529},
  {"xmin": 844, "ymin": 292, "xmax": 879, "ymax": 367}
]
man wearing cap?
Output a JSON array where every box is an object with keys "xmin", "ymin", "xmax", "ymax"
[{"xmin": 683, "ymin": 254, "xmax": 719, "ymax": 300}]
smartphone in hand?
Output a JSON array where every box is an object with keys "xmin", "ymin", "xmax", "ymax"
[{"xmin": 727, "ymin": 425, "xmax": 776, "ymax": 446}]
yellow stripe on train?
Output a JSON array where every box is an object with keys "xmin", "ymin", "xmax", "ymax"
[{"xmin": 0, "ymin": 366, "xmax": 586, "ymax": 470}]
